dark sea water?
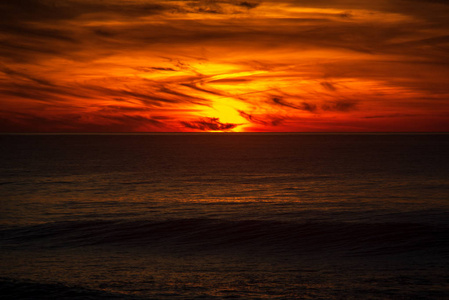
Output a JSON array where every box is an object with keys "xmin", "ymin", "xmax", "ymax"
[{"xmin": 1, "ymin": 134, "xmax": 448, "ymax": 299}]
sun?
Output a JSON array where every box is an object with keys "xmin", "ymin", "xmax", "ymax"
[{"xmin": 201, "ymin": 99, "xmax": 249, "ymax": 132}]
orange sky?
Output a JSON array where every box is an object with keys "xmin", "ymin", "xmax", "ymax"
[{"xmin": 1, "ymin": 0, "xmax": 449, "ymax": 132}]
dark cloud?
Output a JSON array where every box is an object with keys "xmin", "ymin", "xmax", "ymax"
[
  {"xmin": 387, "ymin": 0, "xmax": 449, "ymax": 23},
  {"xmin": 238, "ymin": 110, "xmax": 267, "ymax": 125},
  {"xmin": 0, "ymin": 1, "xmax": 80, "ymax": 22},
  {"xmin": 272, "ymin": 97, "xmax": 317, "ymax": 112},
  {"xmin": 146, "ymin": 67, "xmax": 177, "ymax": 72},
  {"xmin": 320, "ymin": 82, "xmax": 337, "ymax": 91},
  {"xmin": 181, "ymin": 117, "xmax": 240, "ymax": 131},
  {"xmin": 181, "ymin": 0, "xmax": 261, "ymax": 14},
  {"xmin": 0, "ymin": 80, "xmax": 87, "ymax": 104},
  {"xmin": 0, "ymin": 88, "xmax": 64, "ymax": 104},
  {"xmin": 271, "ymin": 118, "xmax": 284, "ymax": 126},
  {"xmin": 321, "ymin": 100, "xmax": 357, "ymax": 112},
  {"xmin": 0, "ymin": 0, "xmax": 261, "ymax": 28},
  {"xmin": 339, "ymin": 11, "xmax": 353, "ymax": 19},
  {"xmin": 0, "ymin": 0, "xmax": 169, "ymax": 22},
  {"xmin": 0, "ymin": 1, "xmax": 171, "ymax": 63},
  {"xmin": 301, "ymin": 102, "xmax": 317, "ymax": 113},
  {"xmin": 181, "ymin": 83, "xmax": 224, "ymax": 97},
  {"xmin": 2, "ymin": 1, "xmax": 447, "ymax": 52},
  {"xmin": 96, "ymin": 106, "xmax": 151, "ymax": 113},
  {"xmin": 0, "ymin": 23, "xmax": 76, "ymax": 42},
  {"xmin": 0, "ymin": 36, "xmax": 81, "ymax": 64},
  {"xmin": 92, "ymin": 28, "xmax": 117, "ymax": 38},
  {"xmin": 134, "ymin": 67, "xmax": 165, "ymax": 72},
  {"xmin": 0, "ymin": 71, "xmax": 209, "ymax": 109},
  {"xmin": 157, "ymin": 86, "xmax": 209, "ymax": 105},
  {"xmin": 400, "ymin": 0, "xmax": 449, "ymax": 4},
  {"xmin": 208, "ymin": 78, "xmax": 253, "ymax": 84},
  {"xmin": 82, "ymin": 85, "xmax": 183, "ymax": 106},
  {"xmin": 0, "ymin": 111, "xmax": 170, "ymax": 133},
  {"xmin": 101, "ymin": 114, "xmax": 168, "ymax": 129},
  {"xmin": 238, "ymin": 110, "xmax": 285, "ymax": 126},
  {"xmin": 238, "ymin": 2, "xmax": 260, "ymax": 9},
  {"xmin": 2, "ymin": 0, "xmax": 445, "ymax": 67},
  {"xmin": 363, "ymin": 113, "xmax": 417, "ymax": 119},
  {"xmin": 0, "ymin": 65, "xmax": 55, "ymax": 86}
]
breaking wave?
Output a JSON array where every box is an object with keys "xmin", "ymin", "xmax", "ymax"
[{"xmin": 2, "ymin": 218, "xmax": 448, "ymax": 256}]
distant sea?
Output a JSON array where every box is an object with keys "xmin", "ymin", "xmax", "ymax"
[{"xmin": 1, "ymin": 134, "xmax": 448, "ymax": 299}]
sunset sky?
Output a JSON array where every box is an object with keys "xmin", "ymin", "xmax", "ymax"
[{"xmin": 1, "ymin": 0, "xmax": 449, "ymax": 132}]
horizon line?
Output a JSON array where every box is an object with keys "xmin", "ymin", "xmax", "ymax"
[{"xmin": 1, "ymin": 132, "xmax": 448, "ymax": 135}]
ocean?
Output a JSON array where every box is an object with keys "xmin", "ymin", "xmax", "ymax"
[{"xmin": 1, "ymin": 134, "xmax": 448, "ymax": 299}]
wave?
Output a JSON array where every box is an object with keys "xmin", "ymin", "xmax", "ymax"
[
  {"xmin": 1, "ymin": 218, "xmax": 448, "ymax": 256},
  {"xmin": 0, "ymin": 277, "xmax": 143, "ymax": 300}
]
